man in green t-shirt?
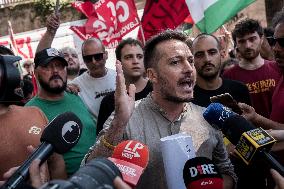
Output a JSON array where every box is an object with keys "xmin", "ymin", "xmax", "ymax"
[{"xmin": 26, "ymin": 47, "xmax": 96, "ymax": 176}]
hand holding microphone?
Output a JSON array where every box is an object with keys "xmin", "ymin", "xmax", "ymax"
[
  {"xmin": 1, "ymin": 112, "xmax": 83, "ymax": 189},
  {"xmin": 203, "ymin": 103, "xmax": 284, "ymax": 176}
]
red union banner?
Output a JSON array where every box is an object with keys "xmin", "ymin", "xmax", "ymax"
[
  {"xmin": 71, "ymin": 0, "xmax": 140, "ymax": 48},
  {"xmin": 0, "ymin": 36, "xmax": 34, "ymax": 59},
  {"xmin": 71, "ymin": 1, "xmax": 97, "ymax": 18},
  {"xmin": 70, "ymin": 25, "xmax": 89, "ymax": 41},
  {"xmin": 139, "ymin": 0, "xmax": 190, "ymax": 41}
]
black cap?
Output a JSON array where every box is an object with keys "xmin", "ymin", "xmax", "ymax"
[{"xmin": 34, "ymin": 48, "xmax": 68, "ymax": 69}]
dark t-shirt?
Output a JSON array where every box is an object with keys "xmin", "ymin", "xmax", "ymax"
[
  {"xmin": 223, "ymin": 60, "xmax": 281, "ymax": 118},
  {"xmin": 96, "ymin": 81, "xmax": 153, "ymax": 135},
  {"xmin": 192, "ymin": 78, "xmax": 251, "ymax": 108}
]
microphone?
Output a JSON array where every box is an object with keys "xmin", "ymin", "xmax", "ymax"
[
  {"xmin": 1, "ymin": 112, "xmax": 83, "ymax": 189},
  {"xmin": 203, "ymin": 103, "xmax": 284, "ymax": 176},
  {"xmin": 108, "ymin": 140, "xmax": 149, "ymax": 187},
  {"xmin": 183, "ymin": 157, "xmax": 223, "ymax": 189}
]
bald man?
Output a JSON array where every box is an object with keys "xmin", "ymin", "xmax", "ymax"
[{"xmin": 70, "ymin": 38, "xmax": 116, "ymax": 121}]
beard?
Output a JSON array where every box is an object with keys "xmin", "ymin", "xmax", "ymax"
[
  {"xmin": 67, "ymin": 66, "xmax": 80, "ymax": 76},
  {"xmin": 38, "ymin": 75, "xmax": 67, "ymax": 94},
  {"xmin": 197, "ymin": 63, "xmax": 220, "ymax": 80},
  {"xmin": 239, "ymin": 48, "xmax": 259, "ymax": 60},
  {"xmin": 157, "ymin": 73, "xmax": 193, "ymax": 103}
]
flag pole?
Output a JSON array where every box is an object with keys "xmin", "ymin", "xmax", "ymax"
[
  {"xmin": 222, "ymin": 25, "xmax": 234, "ymax": 48},
  {"xmin": 8, "ymin": 20, "xmax": 23, "ymax": 75},
  {"xmin": 139, "ymin": 25, "xmax": 146, "ymax": 46},
  {"xmin": 55, "ymin": 0, "xmax": 60, "ymax": 16}
]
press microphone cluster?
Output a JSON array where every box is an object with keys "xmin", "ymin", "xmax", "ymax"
[
  {"xmin": 203, "ymin": 103, "xmax": 284, "ymax": 176},
  {"xmin": 1, "ymin": 112, "xmax": 83, "ymax": 189},
  {"xmin": 38, "ymin": 140, "xmax": 149, "ymax": 189}
]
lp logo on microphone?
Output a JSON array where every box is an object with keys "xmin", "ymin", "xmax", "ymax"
[
  {"xmin": 62, "ymin": 121, "xmax": 81, "ymax": 144},
  {"xmin": 122, "ymin": 141, "xmax": 144, "ymax": 159}
]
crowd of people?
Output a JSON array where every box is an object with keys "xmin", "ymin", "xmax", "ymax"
[{"xmin": 1, "ymin": 7, "xmax": 284, "ymax": 189}]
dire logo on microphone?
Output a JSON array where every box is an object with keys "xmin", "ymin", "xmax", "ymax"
[
  {"xmin": 61, "ymin": 121, "xmax": 81, "ymax": 144},
  {"xmin": 183, "ymin": 157, "xmax": 223, "ymax": 189},
  {"xmin": 188, "ymin": 163, "xmax": 218, "ymax": 177}
]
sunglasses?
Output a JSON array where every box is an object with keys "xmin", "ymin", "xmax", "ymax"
[
  {"xmin": 83, "ymin": 53, "xmax": 104, "ymax": 62},
  {"xmin": 266, "ymin": 36, "xmax": 284, "ymax": 48}
]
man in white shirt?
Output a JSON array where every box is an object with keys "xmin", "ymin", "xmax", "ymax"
[{"xmin": 70, "ymin": 38, "xmax": 116, "ymax": 120}]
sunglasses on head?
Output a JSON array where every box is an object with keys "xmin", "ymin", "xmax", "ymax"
[
  {"xmin": 83, "ymin": 53, "xmax": 104, "ymax": 62},
  {"xmin": 266, "ymin": 36, "xmax": 284, "ymax": 48}
]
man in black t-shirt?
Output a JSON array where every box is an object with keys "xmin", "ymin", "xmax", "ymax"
[
  {"xmin": 97, "ymin": 38, "xmax": 152, "ymax": 135},
  {"xmin": 191, "ymin": 33, "xmax": 251, "ymax": 107}
]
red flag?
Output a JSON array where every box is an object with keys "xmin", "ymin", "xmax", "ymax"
[
  {"xmin": 71, "ymin": 0, "xmax": 140, "ymax": 48},
  {"xmin": 8, "ymin": 20, "xmax": 24, "ymax": 74},
  {"xmin": 139, "ymin": 0, "xmax": 190, "ymax": 41},
  {"xmin": 31, "ymin": 73, "xmax": 38, "ymax": 96},
  {"xmin": 70, "ymin": 25, "xmax": 89, "ymax": 40},
  {"xmin": 184, "ymin": 15, "xmax": 194, "ymax": 24},
  {"xmin": 8, "ymin": 20, "xmax": 19, "ymax": 56},
  {"xmin": 71, "ymin": 1, "xmax": 97, "ymax": 18}
]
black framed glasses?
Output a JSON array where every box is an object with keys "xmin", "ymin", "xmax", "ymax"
[
  {"xmin": 83, "ymin": 53, "xmax": 104, "ymax": 62},
  {"xmin": 266, "ymin": 36, "xmax": 284, "ymax": 48}
]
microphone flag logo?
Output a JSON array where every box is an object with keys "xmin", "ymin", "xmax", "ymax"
[{"xmin": 61, "ymin": 121, "xmax": 81, "ymax": 144}]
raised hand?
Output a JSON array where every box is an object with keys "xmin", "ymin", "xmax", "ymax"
[
  {"xmin": 36, "ymin": 13, "xmax": 60, "ymax": 52},
  {"xmin": 113, "ymin": 60, "xmax": 136, "ymax": 128},
  {"xmin": 46, "ymin": 14, "xmax": 60, "ymax": 34}
]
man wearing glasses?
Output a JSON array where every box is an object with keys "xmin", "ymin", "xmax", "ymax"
[
  {"xmin": 223, "ymin": 18, "xmax": 281, "ymax": 119},
  {"xmin": 70, "ymin": 38, "xmax": 116, "ymax": 121}
]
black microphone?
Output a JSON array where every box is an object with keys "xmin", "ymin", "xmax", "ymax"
[
  {"xmin": 183, "ymin": 157, "xmax": 223, "ymax": 189},
  {"xmin": 1, "ymin": 112, "xmax": 83, "ymax": 189},
  {"xmin": 203, "ymin": 103, "xmax": 284, "ymax": 176}
]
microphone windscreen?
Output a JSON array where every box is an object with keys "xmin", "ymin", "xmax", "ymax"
[
  {"xmin": 40, "ymin": 111, "xmax": 83, "ymax": 154},
  {"xmin": 183, "ymin": 157, "xmax": 223, "ymax": 189},
  {"xmin": 203, "ymin": 103, "xmax": 235, "ymax": 130},
  {"xmin": 112, "ymin": 140, "xmax": 149, "ymax": 168},
  {"xmin": 110, "ymin": 140, "xmax": 149, "ymax": 186}
]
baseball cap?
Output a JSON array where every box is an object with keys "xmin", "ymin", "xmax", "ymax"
[
  {"xmin": 34, "ymin": 48, "xmax": 68, "ymax": 69},
  {"xmin": 183, "ymin": 157, "xmax": 223, "ymax": 189},
  {"xmin": 108, "ymin": 140, "xmax": 149, "ymax": 187}
]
